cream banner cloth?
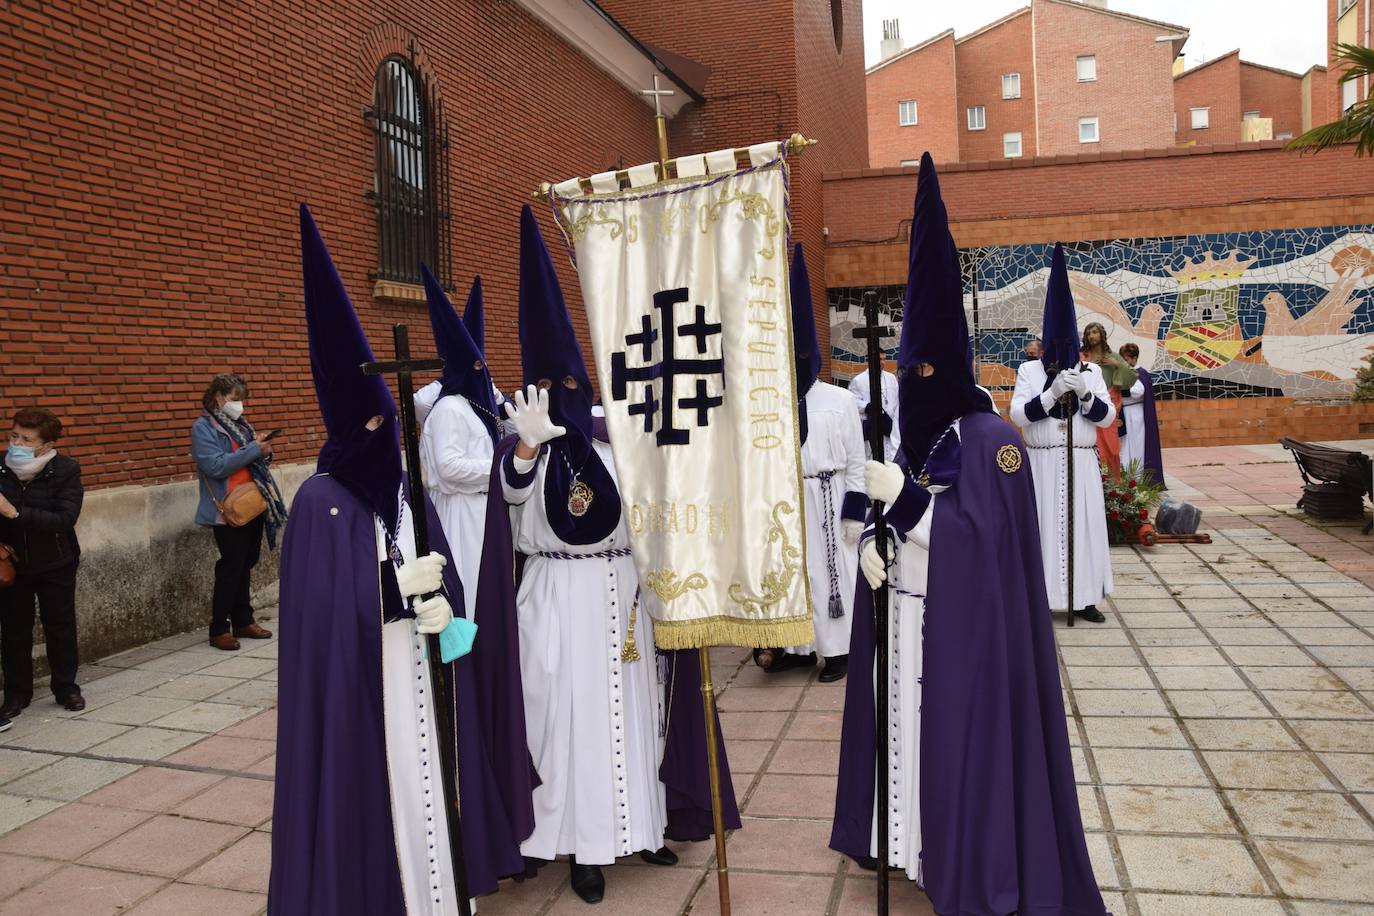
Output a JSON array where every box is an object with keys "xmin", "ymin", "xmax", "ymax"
[{"xmin": 550, "ymin": 146, "xmax": 812, "ymax": 649}]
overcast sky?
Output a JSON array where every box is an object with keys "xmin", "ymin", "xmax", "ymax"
[{"xmin": 863, "ymin": 0, "xmax": 1331, "ymax": 75}]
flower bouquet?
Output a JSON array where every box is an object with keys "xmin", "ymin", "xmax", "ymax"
[{"xmin": 1102, "ymin": 459, "xmax": 1167, "ymax": 545}]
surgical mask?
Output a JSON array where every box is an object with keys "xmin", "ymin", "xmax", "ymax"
[
  {"xmin": 222, "ymin": 400, "xmax": 244, "ymax": 420},
  {"xmin": 8, "ymin": 445, "xmax": 35, "ymax": 461}
]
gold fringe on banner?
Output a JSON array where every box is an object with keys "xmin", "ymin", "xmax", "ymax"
[{"xmin": 651, "ymin": 614, "xmax": 816, "ymax": 651}]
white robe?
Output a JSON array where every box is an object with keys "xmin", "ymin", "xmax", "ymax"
[
  {"xmin": 376, "ymin": 490, "xmax": 466, "ymax": 915},
  {"xmin": 849, "ymin": 370, "xmax": 901, "ymax": 461},
  {"xmin": 1010, "ymin": 361, "xmax": 1115, "ymax": 611},
  {"xmin": 793, "ymin": 382, "xmax": 866, "ymax": 659},
  {"xmin": 1119, "ymin": 377, "xmax": 1146, "ymax": 473},
  {"xmin": 420, "ymin": 395, "xmax": 498, "ymax": 623},
  {"xmin": 503, "ymin": 440, "xmax": 668, "ymax": 865}
]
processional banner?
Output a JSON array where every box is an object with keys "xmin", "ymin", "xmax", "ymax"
[{"xmin": 549, "ymin": 142, "xmax": 812, "ymax": 650}]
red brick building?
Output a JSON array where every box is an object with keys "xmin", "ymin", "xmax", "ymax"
[
  {"xmin": 1331, "ymin": 0, "xmax": 1372, "ymax": 118},
  {"xmin": 1173, "ymin": 51, "xmax": 1320, "ymax": 145}
]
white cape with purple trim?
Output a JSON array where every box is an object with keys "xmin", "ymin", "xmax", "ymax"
[{"xmin": 549, "ymin": 142, "xmax": 813, "ymax": 650}]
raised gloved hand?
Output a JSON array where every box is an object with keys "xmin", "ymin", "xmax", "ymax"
[
  {"xmin": 414, "ymin": 594, "xmax": 453, "ymax": 635},
  {"xmin": 842, "ymin": 520, "xmax": 864, "ymax": 545},
  {"xmin": 860, "ymin": 537, "xmax": 895, "ymax": 590},
  {"xmin": 1072, "ymin": 370, "xmax": 1092, "ymax": 398},
  {"xmin": 503, "ymin": 384, "xmax": 566, "ymax": 449},
  {"xmin": 395, "ymin": 552, "xmax": 447, "ymax": 598},
  {"xmin": 1049, "ymin": 368, "xmax": 1079, "ymax": 400},
  {"xmin": 865, "ymin": 460, "xmax": 905, "ymax": 505}
]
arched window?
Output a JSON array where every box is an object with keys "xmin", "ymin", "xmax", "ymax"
[{"xmin": 369, "ymin": 54, "xmax": 451, "ymax": 287}]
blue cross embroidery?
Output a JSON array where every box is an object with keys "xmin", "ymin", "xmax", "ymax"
[{"xmin": 610, "ymin": 287, "xmax": 725, "ymax": 446}]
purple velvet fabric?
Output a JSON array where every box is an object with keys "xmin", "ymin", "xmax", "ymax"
[{"xmin": 1136, "ymin": 368, "xmax": 1166, "ymax": 488}]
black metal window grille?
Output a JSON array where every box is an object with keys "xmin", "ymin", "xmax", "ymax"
[{"xmin": 368, "ymin": 53, "xmax": 451, "ymax": 286}]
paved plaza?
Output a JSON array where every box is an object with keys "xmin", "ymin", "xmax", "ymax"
[{"xmin": 0, "ymin": 442, "xmax": 1371, "ymax": 915}]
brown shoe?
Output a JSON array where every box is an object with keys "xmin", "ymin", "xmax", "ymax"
[
  {"xmin": 209, "ymin": 633, "xmax": 241, "ymax": 651},
  {"xmin": 233, "ymin": 623, "xmax": 273, "ymax": 640}
]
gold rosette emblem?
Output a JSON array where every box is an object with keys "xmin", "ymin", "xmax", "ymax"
[{"xmin": 996, "ymin": 444, "xmax": 1023, "ymax": 475}]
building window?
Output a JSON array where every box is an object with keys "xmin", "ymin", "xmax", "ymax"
[
  {"xmin": 830, "ymin": 0, "xmax": 844, "ymax": 52},
  {"xmin": 1343, "ymin": 79, "xmax": 1359, "ymax": 113},
  {"xmin": 1078, "ymin": 116, "xmax": 1100, "ymax": 143},
  {"xmin": 1276, "ymin": 131, "xmax": 1294, "ymax": 141},
  {"xmin": 1243, "ymin": 110, "xmax": 1261, "ymax": 120},
  {"xmin": 899, "ymin": 100, "xmax": 918, "ymax": 126},
  {"xmin": 369, "ymin": 55, "xmax": 452, "ymax": 287},
  {"xmin": 1076, "ymin": 55, "xmax": 1097, "ymax": 82},
  {"xmin": 1339, "ymin": 0, "xmax": 1357, "ymax": 13},
  {"xmin": 1173, "ymin": 111, "xmax": 1178, "ymax": 133},
  {"xmin": 900, "ymin": 159, "xmax": 919, "ymax": 167},
  {"xmin": 1190, "ymin": 107, "xmax": 1210, "ymax": 129},
  {"xmin": 967, "ymin": 106, "xmax": 986, "ymax": 131},
  {"xmin": 1002, "ymin": 73, "xmax": 1021, "ymax": 99},
  {"xmin": 1003, "ymin": 131, "xmax": 1023, "ymax": 157}
]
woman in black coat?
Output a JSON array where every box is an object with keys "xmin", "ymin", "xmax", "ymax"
[{"xmin": 0, "ymin": 408, "xmax": 85, "ymax": 719}]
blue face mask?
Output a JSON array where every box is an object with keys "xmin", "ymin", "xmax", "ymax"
[{"xmin": 8, "ymin": 445, "xmax": 35, "ymax": 461}]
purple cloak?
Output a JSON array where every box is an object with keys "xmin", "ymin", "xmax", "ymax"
[
  {"xmin": 1136, "ymin": 368, "xmax": 1166, "ymax": 488},
  {"xmin": 268, "ymin": 475, "xmax": 531, "ymax": 913},
  {"xmin": 477, "ymin": 431, "xmax": 740, "ymax": 857},
  {"xmin": 831, "ymin": 412, "xmax": 1108, "ymax": 916}
]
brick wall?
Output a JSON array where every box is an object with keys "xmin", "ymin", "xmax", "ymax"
[
  {"xmin": 955, "ymin": 11, "xmax": 1036, "ymax": 163},
  {"xmin": 1156, "ymin": 398, "xmax": 1374, "ymax": 448},
  {"xmin": 866, "ymin": 33, "xmax": 959, "ymax": 167},
  {"xmin": 1174, "ymin": 53, "xmax": 1243, "ymax": 145},
  {"xmin": 1240, "ymin": 63, "xmax": 1305, "ymax": 140},
  {"xmin": 1032, "ymin": 0, "xmax": 1180, "ymax": 157},
  {"xmin": 1, "ymin": 0, "xmax": 663, "ymax": 489}
]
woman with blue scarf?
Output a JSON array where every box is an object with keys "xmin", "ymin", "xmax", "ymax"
[{"xmin": 191, "ymin": 372, "xmax": 288, "ymax": 651}]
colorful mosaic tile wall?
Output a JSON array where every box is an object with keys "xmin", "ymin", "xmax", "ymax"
[{"xmin": 830, "ymin": 224, "xmax": 1374, "ymax": 399}]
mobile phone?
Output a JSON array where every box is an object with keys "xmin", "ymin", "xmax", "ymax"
[{"xmin": 264, "ymin": 428, "xmax": 284, "ymax": 441}]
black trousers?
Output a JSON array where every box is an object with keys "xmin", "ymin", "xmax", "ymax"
[
  {"xmin": 1, "ymin": 561, "xmax": 80, "ymax": 704},
  {"xmin": 210, "ymin": 516, "xmax": 264, "ymax": 636}
]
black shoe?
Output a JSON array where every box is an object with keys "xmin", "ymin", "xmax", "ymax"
[
  {"xmin": 819, "ymin": 655, "xmax": 849, "ymax": 683},
  {"xmin": 853, "ymin": 855, "xmax": 878, "ymax": 872},
  {"xmin": 56, "ymin": 691, "xmax": 85, "ymax": 712},
  {"xmin": 569, "ymin": 858, "xmax": 605, "ymax": 904},
  {"xmin": 0, "ymin": 698, "xmax": 25, "ymax": 720},
  {"xmin": 767, "ymin": 651, "xmax": 818, "ymax": 674},
  {"xmin": 1074, "ymin": 605, "xmax": 1107, "ymax": 624},
  {"xmin": 0, "ymin": 715, "xmax": 10, "ymax": 733},
  {"xmin": 638, "ymin": 846, "xmax": 678, "ymax": 867}
]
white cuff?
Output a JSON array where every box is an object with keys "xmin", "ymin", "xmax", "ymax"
[{"xmin": 512, "ymin": 453, "xmax": 537, "ymax": 473}]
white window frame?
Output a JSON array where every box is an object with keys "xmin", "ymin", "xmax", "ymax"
[
  {"xmin": 1276, "ymin": 131, "xmax": 1294, "ymax": 141},
  {"xmin": 1078, "ymin": 116, "xmax": 1100, "ymax": 144},
  {"xmin": 1190, "ymin": 107, "xmax": 1210, "ymax": 129},
  {"xmin": 1076, "ymin": 55, "xmax": 1097, "ymax": 82},
  {"xmin": 898, "ymin": 99, "xmax": 918, "ymax": 126},
  {"xmin": 1003, "ymin": 131, "xmax": 1023, "ymax": 158},
  {"xmin": 1243, "ymin": 110, "xmax": 1261, "ymax": 120},
  {"xmin": 967, "ymin": 105, "xmax": 986, "ymax": 131},
  {"xmin": 899, "ymin": 159, "xmax": 919, "ymax": 167},
  {"xmin": 1002, "ymin": 73, "xmax": 1022, "ymax": 99},
  {"xmin": 1343, "ymin": 79, "xmax": 1359, "ymax": 113}
]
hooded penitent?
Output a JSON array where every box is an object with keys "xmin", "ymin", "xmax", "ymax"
[
  {"xmin": 790, "ymin": 242, "xmax": 821, "ymax": 444},
  {"xmin": 1041, "ymin": 243, "xmax": 1082, "ymax": 375},
  {"xmin": 517, "ymin": 203, "xmax": 619, "ymax": 544},
  {"xmin": 896, "ymin": 152, "xmax": 992, "ymax": 472},
  {"xmin": 422, "ymin": 267, "xmax": 501, "ymax": 442},
  {"xmin": 300, "ymin": 204, "xmax": 403, "ymax": 530}
]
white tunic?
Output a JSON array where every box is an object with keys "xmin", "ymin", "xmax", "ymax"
[
  {"xmin": 795, "ymin": 382, "xmax": 866, "ymax": 659},
  {"xmin": 849, "ymin": 370, "xmax": 901, "ymax": 461},
  {"xmin": 376, "ymin": 492, "xmax": 466, "ymax": 915},
  {"xmin": 420, "ymin": 395, "xmax": 499, "ymax": 623},
  {"xmin": 1010, "ymin": 361, "xmax": 1116, "ymax": 611},
  {"xmin": 1119, "ymin": 378, "xmax": 1146, "ymax": 473},
  {"xmin": 504, "ymin": 440, "xmax": 668, "ymax": 865}
]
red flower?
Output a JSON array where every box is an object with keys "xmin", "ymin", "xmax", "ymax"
[
  {"xmin": 1107, "ymin": 490, "xmax": 1118, "ymax": 499},
  {"xmin": 1108, "ymin": 510, "xmax": 1120, "ymax": 520},
  {"xmin": 1128, "ymin": 480, "xmax": 1138, "ymax": 489},
  {"xmin": 1139, "ymin": 509, "xmax": 1149, "ymax": 519}
]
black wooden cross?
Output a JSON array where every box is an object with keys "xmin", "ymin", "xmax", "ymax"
[{"xmin": 361, "ymin": 323, "xmax": 474, "ymax": 916}]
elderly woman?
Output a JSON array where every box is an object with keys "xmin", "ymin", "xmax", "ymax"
[
  {"xmin": 191, "ymin": 373, "xmax": 287, "ymax": 651},
  {"xmin": 0, "ymin": 408, "xmax": 85, "ymax": 721}
]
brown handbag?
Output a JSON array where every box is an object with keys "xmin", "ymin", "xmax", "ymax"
[
  {"xmin": 0, "ymin": 543, "xmax": 16, "ymax": 588},
  {"xmin": 202, "ymin": 475, "xmax": 268, "ymax": 527}
]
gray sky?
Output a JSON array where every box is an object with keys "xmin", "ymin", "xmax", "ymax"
[{"xmin": 863, "ymin": 0, "xmax": 1330, "ymax": 75}]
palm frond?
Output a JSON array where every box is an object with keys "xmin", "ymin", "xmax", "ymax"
[{"xmin": 1287, "ymin": 44, "xmax": 1374, "ymax": 156}]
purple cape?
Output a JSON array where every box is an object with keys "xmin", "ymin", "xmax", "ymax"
[
  {"xmin": 268, "ymin": 475, "xmax": 530, "ymax": 913},
  {"xmin": 478, "ymin": 431, "xmax": 740, "ymax": 855},
  {"xmin": 831, "ymin": 412, "xmax": 1107, "ymax": 916},
  {"xmin": 1136, "ymin": 368, "xmax": 1166, "ymax": 488}
]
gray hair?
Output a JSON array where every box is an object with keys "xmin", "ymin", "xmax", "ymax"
[{"xmin": 201, "ymin": 372, "xmax": 248, "ymax": 412}]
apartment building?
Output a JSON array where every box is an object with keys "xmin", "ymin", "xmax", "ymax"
[{"xmin": 1173, "ymin": 51, "xmax": 1330, "ymax": 146}]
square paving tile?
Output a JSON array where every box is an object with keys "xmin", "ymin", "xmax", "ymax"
[
  {"xmin": 0, "ymin": 851, "xmax": 63, "ymax": 900},
  {"xmin": 1132, "ymin": 629, "xmax": 1214, "ymax": 647},
  {"xmin": 718, "ymin": 712, "xmax": 789, "ymax": 742},
  {"xmin": 1207, "ymin": 628, "xmax": 1295, "ymax": 646},
  {"xmin": 133, "ymin": 651, "xmax": 224, "ymax": 676},
  {"xmin": 125, "ymin": 882, "xmax": 266, "ymax": 916},
  {"xmin": 724, "ymin": 818, "xmax": 845, "ymax": 874},
  {"xmin": 0, "ymin": 794, "xmax": 64, "ymax": 836},
  {"xmin": 768, "ymin": 740, "xmax": 840, "ymax": 776},
  {"xmin": 1224, "ymin": 646, "xmax": 1319, "ymax": 666},
  {"xmin": 1261, "ymin": 690, "xmax": 1374, "ymax": 720},
  {"xmin": 1242, "ymin": 667, "xmax": 1350, "ymax": 690},
  {"xmin": 1202, "ymin": 751, "xmax": 1336, "ymax": 791},
  {"xmin": 196, "ymin": 658, "xmax": 276, "ymax": 680},
  {"xmin": 1310, "ymin": 646, "xmax": 1374, "ymax": 667},
  {"xmin": 1102, "ymin": 785, "xmax": 1235, "ymax": 834},
  {"xmin": 1134, "ymin": 893, "xmax": 1285, "ymax": 915},
  {"xmin": 79, "ymin": 696, "xmax": 196, "ymax": 727},
  {"xmin": 1152, "ymin": 666, "xmax": 1248, "ymax": 690},
  {"xmin": 1183, "ymin": 719, "xmax": 1300, "ymax": 751},
  {"xmin": 1258, "ymin": 839, "xmax": 1374, "ymax": 902},
  {"xmin": 1059, "ymin": 647, "xmax": 1142, "ymax": 667},
  {"xmin": 1065, "ymin": 667, "xmax": 1154, "ymax": 690},
  {"xmin": 744, "ymin": 774, "xmax": 838, "ymax": 818},
  {"xmin": 148, "ymin": 702, "xmax": 262, "ymax": 734},
  {"xmin": 207, "ymin": 680, "xmax": 278, "ymax": 709},
  {"xmin": 1091, "ymin": 748, "xmax": 1210, "ymax": 787},
  {"xmin": 179, "ymin": 831, "xmax": 274, "ymax": 894},
  {"xmin": 2, "ymin": 757, "xmax": 139, "ymax": 802},
  {"xmin": 1167, "ymin": 690, "xmax": 1273, "ymax": 718},
  {"xmin": 85, "ymin": 726, "xmax": 207, "ymax": 761},
  {"xmin": 80, "ymin": 767, "xmax": 225, "ymax": 813},
  {"xmin": 1079, "ymin": 717, "xmax": 1189, "ymax": 749},
  {"xmin": 1072, "ymin": 690, "xmax": 1170, "ymax": 717},
  {"xmin": 716, "ymin": 686, "xmax": 804, "ymax": 712},
  {"xmin": 0, "ymin": 748, "xmax": 61, "ymax": 784},
  {"xmin": 141, "ymin": 675, "xmax": 243, "ymax": 702},
  {"xmin": 163, "ymin": 735, "xmax": 276, "ymax": 771},
  {"xmin": 3, "ymin": 719, "xmax": 131, "ymax": 754},
  {"xmin": 784, "ymin": 711, "xmax": 843, "ymax": 741},
  {"xmin": 1290, "ymin": 720, "xmax": 1374, "ymax": 753},
  {"xmin": 835, "ymin": 875, "xmax": 936, "ymax": 915},
  {"xmin": 81, "ymin": 814, "xmax": 248, "ymax": 878},
  {"xmin": 0, "ymin": 863, "xmax": 167, "ymax": 916},
  {"xmin": 1117, "ymin": 835, "xmax": 1268, "ymax": 895},
  {"xmin": 1141, "ymin": 646, "xmax": 1230, "ymax": 667},
  {"xmin": 0, "ymin": 801, "xmax": 150, "ymax": 859},
  {"xmin": 1318, "ymin": 752, "xmax": 1374, "ymax": 792},
  {"xmin": 1228, "ymin": 789, "xmax": 1374, "ymax": 841},
  {"xmin": 173, "ymin": 777, "xmax": 274, "ymax": 827}
]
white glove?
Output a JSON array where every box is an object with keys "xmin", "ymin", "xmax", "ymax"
[
  {"xmin": 860, "ymin": 537, "xmax": 894, "ymax": 590},
  {"xmin": 1072, "ymin": 371, "xmax": 1092, "ymax": 398},
  {"xmin": 395, "ymin": 552, "xmax": 446, "ymax": 598},
  {"xmin": 503, "ymin": 384, "xmax": 566, "ymax": 449},
  {"xmin": 1049, "ymin": 369, "xmax": 1078, "ymax": 399},
  {"xmin": 842, "ymin": 520, "xmax": 864, "ymax": 545},
  {"xmin": 414, "ymin": 594, "xmax": 453, "ymax": 635},
  {"xmin": 865, "ymin": 460, "xmax": 905, "ymax": 505}
]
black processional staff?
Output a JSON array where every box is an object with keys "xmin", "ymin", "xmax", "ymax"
[
  {"xmin": 855, "ymin": 289, "xmax": 894, "ymax": 915},
  {"xmin": 1059, "ymin": 358, "xmax": 1087, "ymax": 629},
  {"xmin": 362, "ymin": 323, "xmax": 474, "ymax": 916}
]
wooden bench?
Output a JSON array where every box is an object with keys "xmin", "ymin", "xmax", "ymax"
[{"xmin": 1279, "ymin": 438, "xmax": 1373, "ymax": 534}]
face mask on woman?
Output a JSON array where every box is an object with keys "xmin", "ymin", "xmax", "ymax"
[
  {"xmin": 222, "ymin": 400, "xmax": 244, "ymax": 420},
  {"xmin": 8, "ymin": 444, "xmax": 35, "ymax": 461}
]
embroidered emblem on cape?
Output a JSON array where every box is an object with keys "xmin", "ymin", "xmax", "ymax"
[
  {"xmin": 568, "ymin": 480, "xmax": 595, "ymax": 517},
  {"xmin": 996, "ymin": 444, "xmax": 1023, "ymax": 475}
]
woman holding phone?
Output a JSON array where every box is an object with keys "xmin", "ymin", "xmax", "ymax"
[{"xmin": 191, "ymin": 372, "xmax": 288, "ymax": 650}]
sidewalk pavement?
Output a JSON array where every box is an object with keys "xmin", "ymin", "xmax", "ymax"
[{"xmin": 1, "ymin": 441, "xmax": 1371, "ymax": 915}]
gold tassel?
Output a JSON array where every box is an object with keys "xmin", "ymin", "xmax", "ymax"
[
  {"xmin": 621, "ymin": 590, "xmax": 642, "ymax": 663},
  {"xmin": 650, "ymin": 614, "xmax": 815, "ymax": 650}
]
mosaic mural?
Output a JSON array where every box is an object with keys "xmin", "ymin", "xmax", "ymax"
[{"xmin": 830, "ymin": 225, "xmax": 1374, "ymax": 399}]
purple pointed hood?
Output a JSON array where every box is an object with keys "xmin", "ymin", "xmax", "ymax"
[
  {"xmin": 1041, "ymin": 243, "xmax": 1081, "ymax": 373},
  {"xmin": 423, "ymin": 267, "xmax": 500, "ymax": 441}
]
